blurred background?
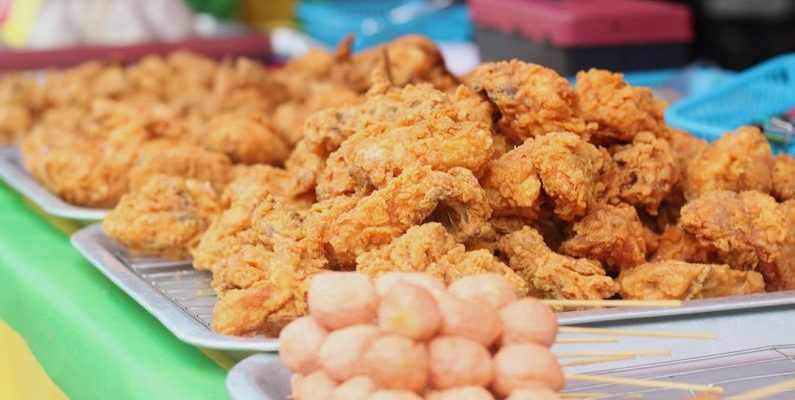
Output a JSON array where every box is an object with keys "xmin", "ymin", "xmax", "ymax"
[{"xmin": 2, "ymin": 0, "xmax": 795, "ymax": 103}]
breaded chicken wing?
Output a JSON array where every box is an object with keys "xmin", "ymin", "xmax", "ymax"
[
  {"xmin": 21, "ymin": 128, "xmax": 137, "ymax": 207},
  {"xmin": 103, "ymin": 175, "xmax": 221, "ymax": 259},
  {"xmin": 560, "ymin": 203, "xmax": 647, "ymax": 271},
  {"xmin": 601, "ymin": 131, "xmax": 679, "ymax": 215},
  {"xmin": 574, "ymin": 69, "xmax": 667, "ymax": 143},
  {"xmin": 204, "ymin": 112, "xmax": 291, "ymax": 165},
  {"xmin": 305, "ymin": 165, "xmax": 492, "ymax": 268},
  {"xmin": 498, "ymin": 227, "xmax": 619, "ymax": 300},
  {"xmin": 772, "ymin": 154, "xmax": 795, "ymax": 201},
  {"xmin": 316, "ymin": 81, "xmax": 495, "ymax": 198},
  {"xmin": 468, "ymin": 60, "xmax": 594, "ymax": 141},
  {"xmin": 128, "ymin": 139, "xmax": 233, "ymax": 193},
  {"xmin": 684, "ymin": 127, "xmax": 774, "ymax": 200},
  {"xmin": 651, "ymin": 225, "xmax": 716, "ymax": 264},
  {"xmin": 192, "ymin": 188, "xmax": 303, "ymax": 272},
  {"xmin": 482, "ymin": 131, "xmax": 608, "ymax": 221},
  {"xmin": 356, "ymin": 222, "xmax": 528, "ymax": 294},
  {"xmin": 619, "ymin": 261, "xmax": 765, "ymax": 300},
  {"xmin": 680, "ymin": 190, "xmax": 795, "ymax": 290}
]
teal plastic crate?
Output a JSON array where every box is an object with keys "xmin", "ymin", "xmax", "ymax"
[
  {"xmin": 296, "ymin": 0, "xmax": 472, "ymax": 51},
  {"xmin": 666, "ymin": 54, "xmax": 795, "ymax": 153}
]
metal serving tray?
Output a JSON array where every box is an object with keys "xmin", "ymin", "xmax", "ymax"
[
  {"xmin": 0, "ymin": 147, "xmax": 107, "ymax": 220},
  {"xmin": 227, "ymin": 345, "xmax": 795, "ymax": 400},
  {"xmin": 71, "ymin": 222, "xmax": 795, "ymax": 354},
  {"xmin": 70, "ymin": 223, "xmax": 278, "ymax": 352}
]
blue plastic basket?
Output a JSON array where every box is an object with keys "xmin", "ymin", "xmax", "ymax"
[
  {"xmin": 666, "ymin": 54, "xmax": 795, "ymax": 151},
  {"xmin": 296, "ymin": 0, "xmax": 472, "ymax": 51}
]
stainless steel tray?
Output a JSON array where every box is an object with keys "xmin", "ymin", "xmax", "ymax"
[
  {"xmin": 70, "ymin": 223, "xmax": 278, "ymax": 352},
  {"xmin": 71, "ymin": 222, "xmax": 795, "ymax": 354},
  {"xmin": 0, "ymin": 147, "xmax": 107, "ymax": 220},
  {"xmin": 227, "ymin": 345, "xmax": 795, "ymax": 400}
]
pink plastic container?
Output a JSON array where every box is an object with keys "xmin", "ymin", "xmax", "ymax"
[{"xmin": 470, "ymin": 0, "xmax": 693, "ymax": 74}]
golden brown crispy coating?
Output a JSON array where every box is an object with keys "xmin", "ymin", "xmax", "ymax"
[
  {"xmin": 271, "ymin": 82, "xmax": 361, "ymax": 146},
  {"xmin": 21, "ymin": 128, "xmax": 137, "ymax": 207},
  {"xmin": 0, "ymin": 73, "xmax": 37, "ymax": 145},
  {"xmin": 212, "ymin": 240, "xmax": 328, "ymax": 336},
  {"xmin": 498, "ymin": 227, "xmax": 619, "ymax": 300},
  {"xmin": 356, "ymin": 223, "xmax": 528, "ymax": 295},
  {"xmin": 339, "ymin": 35, "xmax": 459, "ymax": 93},
  {"xmin": 468, "ymin": 60, "xmax": 593, "ymax": 141},
  {"xmin": 204, "ymin": 112, "xmax": 291, "ymax": 165},
  {"xmin": 651, "ymin": 225, "xmax": 716, "ymax": 264},
  {"xmin": 482, "ymin": 131, "xmax": 607, "ymax": 221},
  {"xmin": 225, "ymin": 164, "xmax": 314, "ymax": 210},
  {"xmin": 103, "ymin": 175, "xmax": 221, "ymax": 259},
  {"xmin": 560, "ymin": 203, "xmax": 647, "ymax": 271},
  {"xmin": 316, "ymin": 81, "xmax": 495, "ymax": 199},
  {"xmin": 305, "ymin": 165, "xmax": 493, "ymax": 268},
  {"xmin": 772, "ymin": 154, "xmax": 795, "ymax": 201},
  {"xmin": 128, "ymin": 139, "xmax": 233, "ymax": 193},
  {"xmin": 684, "ymin": 126, "xmax": 775, "ymax": 200},
  {"xmin": 680, "ymin": 190, "xmax": 795, "ymax": 291},
  {"xmin": 574, "ymin": 69, "xmax": 667, "ymax": 143},
  {"xmin": 619, "ymin": 261, "xmax": 765, "ymax": 300},
  {"xmin": 601, "ymin": 131, "xmax": 679, "ymax": 215},
  {"xmin": 192, "ymin": 189, "xmax": 303, "ymax": 273}
]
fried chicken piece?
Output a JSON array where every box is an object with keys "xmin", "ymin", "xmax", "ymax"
[
  {"xmin": 271, "ymin": 82, "xmax": 361, "ymax": 145},
  {"xmin": 651, "ymin": 225, "xmax": 716, "ymax": 264},
  {"xmin": 128, "ymin": 139, "xmax": 233, "ymax": 194},
  {"xmin": 498, "ymin": 227, "xmax": 619, "ymax": 300},
  {"xmin": 619, "ymin": 261, "xmax": 765, "ymax": 300},
  {"xmin": 772, "ymin": 154, "xmax": 795, "ymax": 201},
  {"xmin": 225, "ymin": 164, "xmax": 314, "ymax": 210},
  {"xmin": 306, "ymin": 165, "xmax": 493, "ymax": 268},
  {"xmin": 212, "ymin": 239, "xmax": 329, "ymax": 337},
  {"xmin": 482, "ymin": 131, "xmax": 608, "ymax": 221},
  {"xmin": 684, "ymin": 126, "xmax": 774, "ymax": 200},
  {"xmin": 680, "ymin": 190, "xmax": 795, "ymax": 290},
  {"xmin": 668, "ymin": 129, "xmax": 708, "ymax": 184},
  {"xmin": 203, "ymin": 112, "xmax": 291, "ymax": 165},
  {"xmin": 574, "ymin": 69, "xmax": 667, "ymax": 143},
  {"xmin": 356, "ymin": 223, "xmax": 529, "ymax": 295},
  {"xmin": 468, "ymin": 60, "xmax": 593, "ymax": 141},
  {"xmin": 21, "ymin": 128, "xmax": 137, "ymax": 207},
  {"xmin": 339, "ymin": 35, "xmax": 458, "ymax": 92},
  {"xmin": 103, "ymin": 175, "xmax": 221, "ymax": 259},
  {"xmin": 782, "ymin": 200, "xmax": 795, "ymax": 225},
  {"xmin": 601, "ymin": 131, "xmax": 679, "ymax": 215},
  {"xmin": 192, "ymin": 189, "xmax": 303, "ymax": 273},
  {"xmin": 560, "ymin": 203, "xmax": 647, "ymax": 271},
  {"xmin": 316, "ymin": 81, "xmax": 495, "ymax": 198}
]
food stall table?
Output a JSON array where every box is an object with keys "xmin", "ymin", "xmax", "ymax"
[{"xmin": 0, "ymin": 182, "xmax": 229, "ymax": 399}]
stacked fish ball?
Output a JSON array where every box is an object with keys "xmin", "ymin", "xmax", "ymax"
[{"xmin": 279, "ymin": 271, "xmax": 564, "ymax": 400}]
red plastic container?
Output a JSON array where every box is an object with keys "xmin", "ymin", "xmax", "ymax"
[{"xmin": 470, "ymin": 0, "xmax": 693, "ymax": 74}]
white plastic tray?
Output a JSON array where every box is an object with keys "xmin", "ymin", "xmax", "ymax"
[
  {"xmin": 0, "ymin": 147, "xmax": 107, "ymax": 220},
  {"xmin": 227, "ymin": 345, "xmax": 795, "ymax": 400},
  {"xmin": 71, "ymin": 223, "xmax": 278, "ymax": 352}
]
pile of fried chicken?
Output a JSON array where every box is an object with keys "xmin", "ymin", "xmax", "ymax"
[{"xmin": 12, "ymin": 35, "xmax": 795, "ymax": 337}]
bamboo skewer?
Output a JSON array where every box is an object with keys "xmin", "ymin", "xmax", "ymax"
[
  {"xmin": 566, "ymin": 374, "xmax": 723, "ymax": 393},
  {"xmin": 556, "ymin": 350, "xmax": 671, "ymax": 358},
  {"xmin": 558, "ymin": 326, "xmax": 717, "ymax": 340},
  {"xmin": 556, "ymin": 336, "xmax": 620, "ymax": 344},
  {"xmin": 728, "ymin": 378, "xmax": 795, "ymax": 400},
  {"xmin": 560, "ymin": 355, "xmax": 636, "ymax": 367},
  {"xmin": 543, "ymin": 299, "xmax": 682, "ymax": 308},
  {"xmin": 559, "ymin": 393, "xmax": 610, "ymax": 398}
]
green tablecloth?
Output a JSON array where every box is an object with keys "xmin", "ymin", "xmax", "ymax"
[{"xmin": 0, "ymin": 182, "xmax": 228, "ymax": 399}]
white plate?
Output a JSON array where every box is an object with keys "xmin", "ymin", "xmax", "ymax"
[
  {"xmin": 227, "ymin": 345, "xmax": 795, "ymax": 400},
  {"xmin": 0, "ymin": 147, "xmax": 107, "ymax": 220}
]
